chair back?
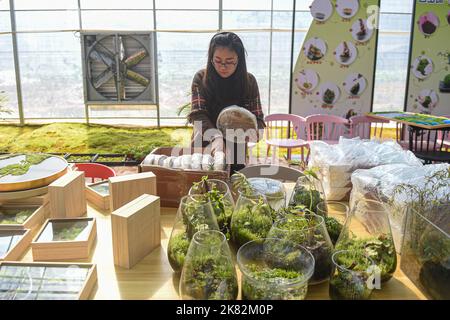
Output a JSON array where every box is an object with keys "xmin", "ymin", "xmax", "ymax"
[
  {"xmin": 265, "ymin": 114, "xmax": 306, "ymax": 141},
  {"xmin": 306, "ymin": 114, "xmax": 349, "ymax": 142},
  {"xmin": 349, "ymin": 115, "xmax": 389, "ymax": 139},
  {"xmin": 74, "ymin": 163, "xmax": 116, "ymax": 183},
  {"xmin": 239, "ymin": 164, "xmax": 304, "ymax": 182}
]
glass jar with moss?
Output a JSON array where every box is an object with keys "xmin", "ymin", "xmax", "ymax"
[
  {"xmin": 180, "ymin": 230, "xmax": 238, "ymax": 300},
  {"xmin": 237, "ymin": 238, "xmax": 315, "ymax": 300},
  {"xmin": 230, "ymin": 192, "xmax": 273, "ymax": 250},
  {"xmin": 267, "ymin": 213, "xmax": 334, "ymax": 284},
  {"xmin": 329, "ymin": 250, "xmax": 376, "ymax": 300},
  {"xmin": 189, "ymin": 177, "xmax": 234, "ymax": 240},
  {"xmin": 289, "ymin": 174, "xmax": 326, "ymax": 214},
  {"xmin": 316, "ymin": 201, "xmax": 349, "ymax": 245},
  {"xmin": 335, "ymin": 199, "xmax": 397, "ymax": 283},
  {"xmin": 167, "ymin": 195, "xmax": 219, "ymax": 273}
]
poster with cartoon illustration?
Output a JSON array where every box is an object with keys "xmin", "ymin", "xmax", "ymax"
[
  {"xmin": 291, "ymin": 0, "xmax": 380, "ymax": 118},
  {"xmin": 405, "ymin": 0, "xmax": 450, "ymax": 116}
]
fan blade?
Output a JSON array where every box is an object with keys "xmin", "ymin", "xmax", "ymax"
[
  {"xmin": 124, "ymin": 49, "xmax": 147, "ymax": 67},
  {"xmin": 89, "ymin": 48, "xmax": 115, "ymax": 67},
  {"xmin": 117, "ymin": 36, "xmax": 125, "ymax": 62},
  {"xmin": 93, "ymin": 68, "xmax": 114, "ymax": 89},
  {"xmin": 125, "ymin": 70, "xmax": 150, "ymax": 87}
]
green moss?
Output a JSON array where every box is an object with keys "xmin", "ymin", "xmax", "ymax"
[
  {"xmin": 289, "ymin": 188, "xmax": 323, "ymax": 214},
  {"xmin": 444, "ymin": 74, "xmax": 450, "ymax": 87},
  {"xmin": 0, "ymin": 154, "xmax": 51, "ymax": 178},
  {"xmin": 52, "ymin": 224, "xmax": 86, "ymax": 241},
  {"xmin": 0, "ymin": 208, "xmax": 35, "ymax": 224},
  {"xmin": 325, "ymin": 216, "xmax": 343, "ymax": 245},
  {"xmin": 167, "ymin": 232, "xmax": 190, "ymax": 272}
]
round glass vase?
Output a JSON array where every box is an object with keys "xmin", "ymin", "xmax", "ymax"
[
  {"xmin": 189, "ymin": 179, "xmax": 235, "ymax": 240},
  {"xmin": 230, "ymin": 192, "xmax": 273, "ymax": 249},
  {"xmin": 289, "ymin": 175, "xmax": 326, "ymax": 214},
  {"xmin": 335, "ymin": 199, "xmax": 397, "ymax": 283},
  {"xmin": 329, "ymin": 250, "xmax": 376, "ymax": 300},
  {"xmin": 316, "ymin": 201, "xmax": 350, "ymax": 245},
  {"xmin": 247, "ymin": 177, "xmax": 287, "ymax": 213},
  {"xmin": 167, "ymin": 195, "xmax": 220, "ymax": 273},
  {"xmin": 179, "ymin": 230, "xmax": 238, "ymax": 300},
  {"xmin": 237, "ymin": 238, "xmax": 315, "ymax": 300},
  {"xmin": 267, "ymin": 213, "xmax": 334, "ymax": 284}
]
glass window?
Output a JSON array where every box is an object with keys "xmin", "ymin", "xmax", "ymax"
[
  {"xmin": 80, "ymin": 0, "xmax": 153, "ymax": 9},
  {"xmin": 0, "ymin": 0, "xmax": 9, "ymax": 10},
  {"xmin": 81, "ymin": 10, "xmax": 153, "ymax": 30},
  {"xmin": 155, "ymin": 0, "xmax": 218, "ymax": 10},
  {"xmin": 156, "ymin": 11, "xmax": 218, "ymax": 30},
  {"xmin": 273, "ymin": 0, "xmax": 295, "ymax": 11},
  {"xmin": 380, "ymin": 1, "xmax": 413, "ymax": 14},
  {"xmin": 15, "ymin": 11, "xmax": 79, "ymax": 31},
  {"xmin": 0, "ymin": 35, "xmax": 18, "ymax": 119},
  {"xmin": 17, "ymin": 33, "xmax": 84, "ymax": 118},
  {"xmin": 223, "ymin": 11, "xmax": 271, "ymax": 29},
  {"xmin": 0, "ymin": 12, "xmax": 10, "ymax": 32},
  {"xmin": 223, "ymin": 0, "xmax": 271, "ymax": 10},
  {"xmin": 14, "ymin": 0, "xmax": 78, "ymax": 10},
  {"xmin": 270, "ymin": 32, "xmax": 292, "ymax": 114}
]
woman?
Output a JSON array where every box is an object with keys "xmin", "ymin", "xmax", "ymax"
[{"xmin": 187, "ymin": 32, "xmax": 265, "ymax": 171}]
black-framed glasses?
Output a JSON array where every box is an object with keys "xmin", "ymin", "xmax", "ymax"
[{"xmin": 211, "ymin": 59, "xmax": 238, "ymax": 69}]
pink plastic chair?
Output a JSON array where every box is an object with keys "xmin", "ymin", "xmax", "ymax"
[
  {"xmin": 305, "ymin": 114, "xmax": 350, "ymax": 144},
  {"xmin": 264, "ymin": 114, "xmax": 308, "ymax": 163},
  {"xmin": 74, "ymin": 163, "xmax": 116, "ymax": 183},
  {"xmin": 349, "ymin": 115, "xmax": 390, "ymax": 139}
]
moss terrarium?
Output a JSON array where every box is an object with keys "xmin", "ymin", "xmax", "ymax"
[
  {"xmin": 167, "ymin": 195, "xmax": 220, "ymax": 272},
  {"xmin": 237, "ymin": 238, "xmax": 315, "ymax": 300},
  {"xmin": 289, "ymin": 171, "xmax": 325, "ymax": 214},
  {"xmin": 0, "ymin": 154, "xmax": 51, "ymax": 179},
  {"xmin": 329, "ymin": 250, "xmax": 375, "ymax": 300},
  {"xmin": 267, "ymin": 214, "xmax": 333, "ymax": 284},
  {"xmin": 0, "ymin": 206, "xmax": 37, "ymax": 225},
  {"xmin": 189, "ymin": 177, "xmax": 234, "ymax": 240},
  {"xmin": 37, "ymin": 219, "xmax": 92, "ymax": 242},
  {"xmin": 179, "ymin": 230, "xmax": 238, "ymax": 300}
]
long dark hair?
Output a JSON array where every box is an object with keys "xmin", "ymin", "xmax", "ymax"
[{"xmin": 202, "ymin": 32, "xmax": 250, "ymax": 119}]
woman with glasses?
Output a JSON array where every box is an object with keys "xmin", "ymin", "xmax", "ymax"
[{"xmin": 187, "ymin": 32, "xmax": 265, "ymax": 173}]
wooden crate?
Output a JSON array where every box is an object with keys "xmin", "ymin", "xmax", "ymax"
[
  {"xmin": 0, "ymin": 261, "xmax": 97, "ymax": 300},
  {"xmin": 31, "ymin": 217, "xmax": 97, "ymax": 261},
  {"xmin": 138, "ymin": 147, "xmax": 230, "ymax": 207},
  {"xmin": 109, "ymin": 172, "xmax": 157, "ymax": 211},
  {"xmin": 0, "ymin": 201, "xmax": 48, "ymax": 235},
  {"xmin": 111, "ymin": 194, "xmax": 160, "ymax": 269},
  {"xmin": 49, "ymin": 171, "xmax": 87, "ymax": 218},
  {"xmin": 85, "ymin": 181, "xmax": 110, "ymax": 211},
  {"xmin": 0, "ymin": 228, "xmax": 33, "ymax": 261}
]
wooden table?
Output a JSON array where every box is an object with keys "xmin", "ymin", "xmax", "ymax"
[{"xmin": 18, "ymin": 184, "xmax": 427, "ymax": 300}]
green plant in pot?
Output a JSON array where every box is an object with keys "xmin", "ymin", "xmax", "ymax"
[
  {"xmin": 179, "ymin": 230, "xmax": 238, "ymax": 300},
  {"xmin": 167, "ymin": 195, "xmax": 220, "ymax": 272},
  {"xmin": 189, "ymin": 176, "xmax": 234, "ymax": 240},
  {"xmin": 288, "ymin": 168, "xmax": 326, "ymax": 214}
]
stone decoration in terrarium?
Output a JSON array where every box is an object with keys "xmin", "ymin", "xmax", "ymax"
[
  {"xmin": 329, "ymin": 250, "xmax": 376, "ymax": 300},
  {"xmin": 335, "ymin": 199, "xmax": 397, "ymax": 283},
  {"xmin": 167, "ymin": 195, "xmax": 220, "ymax": 272},
  {"xmin": 188, "ymin": 177, "xmax": 234, "ymax": 240},
  {"xmin": 237, "ymin": 238, "xmax": 315, "ymax": 300},
  {"xmin": 267, "ymin": 214, "xmax": 333, "ymax": 284},
  {"xmin": 179, "ymin": 230, "xmax": 238, "ymax": 300}
]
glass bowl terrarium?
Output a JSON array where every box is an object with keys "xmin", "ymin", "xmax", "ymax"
[
  {"xmin": 237, "ymin": 238, "xmax": 315, "ymax": 300},
  {"xmin": 230, "ymin": 192, "xmax": 273, "ymax": 250},
  {"xmin": 289, "ymin": 174, "xmax": 326, "ymax": 214},
  {"xmin": 188, "ymin": 177, "xmax": 234, "ymax": 240},
  {"xmin": 335, "ymin": 199, "xmax": 397, "ymax": 283},
  {"xmin": 329, "ymin": 250, "xmax": 376, "ymax": 300},
  {"xmin": 316, "ymin": 200, "xmax": 350, "ymax": 245},
  {"xmin": 267, "ymin": 213, "xmax": 334, "ymax": 284},
  {"xmin": 179, "ymin": 230, "xmax": 238, "ymax": 300},
  {"xmin": 247, "ymin": 177, "xmax": 286, "ymax": 212},
  {"xmin": 167, "ymin": 195, "xmax": 219, "ymax": 272}
]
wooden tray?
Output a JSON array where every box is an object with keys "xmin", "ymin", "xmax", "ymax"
[
  {"xmin": 0, "ymin": 228, "xmax": 33, "ymax": 261},
  {"xmin": 0, "ymin": 202, "xmax": 48, "ymax": 234},
  {"xmin": 85, "ymin": 181, "xmax": 110, "ymax": 211}
]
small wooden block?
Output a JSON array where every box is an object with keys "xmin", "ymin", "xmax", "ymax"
[
  {"xmin": 31, "ymin": 217, "xmax": 97, "ymax": 261},
  {"xmin": 49, "ymin": 171, "xmax": 87, "ymax": 218},
  {"xmin": 0, "ymin": 228, "xmax": 33, "ymax": 261},
  {"xmin": 111, "ymin": 194, "xmax": 160, "ymax": 269},
  {"xmin": 85, "ymin": 181, "xmax": 110, "ymax": 211},
  {"xmin": 109, "ymin": 172, "xmax": 157, "ymax": 211}
]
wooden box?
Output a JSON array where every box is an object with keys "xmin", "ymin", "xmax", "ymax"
[
  {"xmin": 111, "ymin": 194, "xmax": 160, "ymax": 269},
  {"xmin": 138, "ymin": 147, "xmax": 230, "ymax": 207},
  {"xmin": 49, "ymin": 171, "xmax": 87, "ymax": 218},
  {"xmin": 0, "ymin": 228, "xmax": 33, "ymax": 261},
  {"xmin": 0, "ymin": 201, "xmax": 48, "ymax": 234},
  {"xmin": 31, "ymin": 217, "xmax": 97, "ymax": 261},
  {"xmin": 109, "ymin": 172, "xmax": 157, "ymax": 211},
  {"xmin": 85, "ymin": 181, "xmax": 110, "ymax": 211},
  {"xmin": 0, "ymin": 261, "xmax": 97, "ymax": 300}
]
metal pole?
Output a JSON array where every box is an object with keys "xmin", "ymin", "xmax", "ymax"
[
  {"xmin": 267, "ymin": 0, "xmax": 274, "ymax": 115},
  {"xmin": 288, "ymin": 0, "xmax": 296, "ymax": 115},
  {"xmin": 9, "ymin": 0, "xmax": 24, "ymax": 126},
  {"xmin": 153, "ymin": 0, "xmax": 160, "ymax": 128}
]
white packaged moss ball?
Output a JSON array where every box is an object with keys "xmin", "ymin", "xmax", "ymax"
[
  {"xmin": 143, "ymin": 154, "xmax": 156, "ymax": 165},
  {"xmin": 163, "ymin": 156, "xmax": 175, "ymax": 168},
  {"xmin": 191, "ymin": 153, "xmax": 203, "ymax": 170},
  {"xmin": 172, "ymin": 156, "xmax": 182, "ymax": 168},
  {"xmin": 156, "ymin": 155, "xmax": 167, "ymax": 166},
  {"xmin": 202, "ymin": 154, "xmax": 214, "ymax": 171},
  {"xmin": 181, "ymin": 155, "xmax": 192, "ymax": 169},
  {"xmin": 213, "ymin": 152, "xmax": 226, "ymax": 171}
]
